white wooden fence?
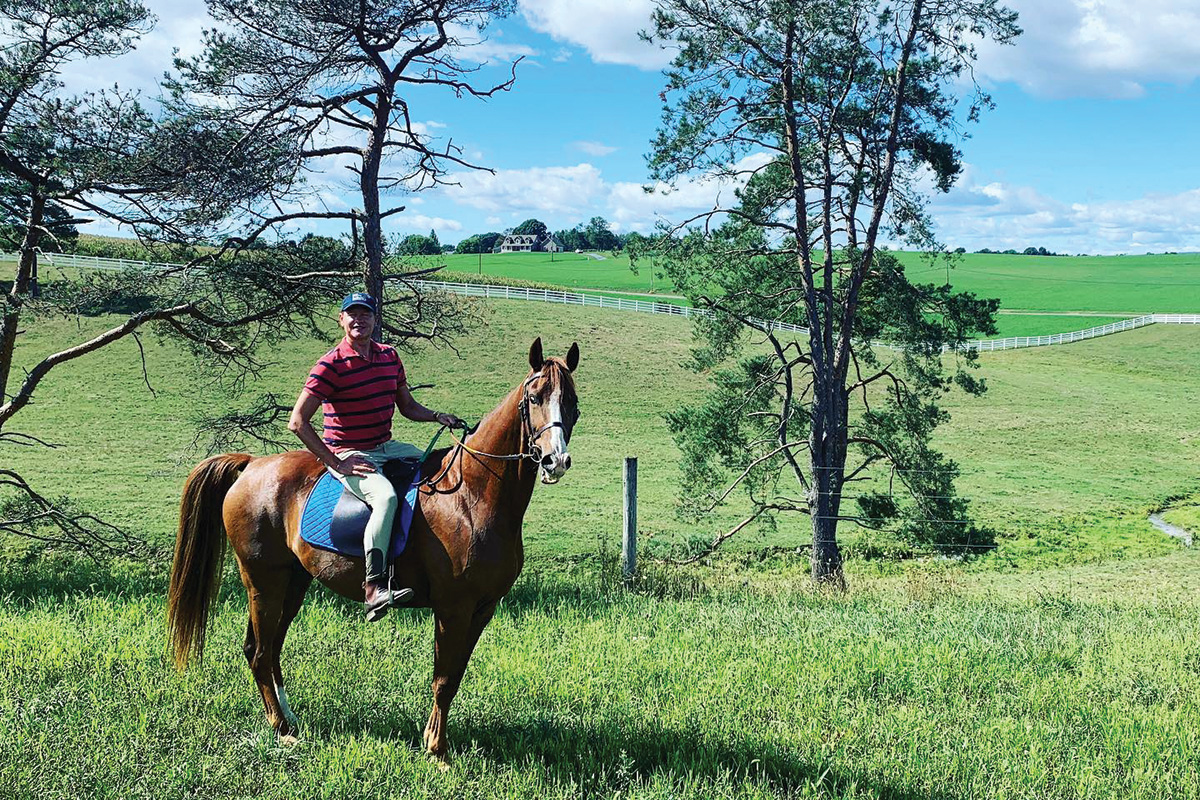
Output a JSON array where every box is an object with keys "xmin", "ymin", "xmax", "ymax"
[
  {"xmin": 9, "ymin": 251, "xmax": 1200, "ymax": 352},
  {"xmin": 408, "ymin": 279, "xmax": 1200, "ymax": 352},
  {"xmin": 32, "ymin": 251, "xmax": 184, "ymax": 272}
]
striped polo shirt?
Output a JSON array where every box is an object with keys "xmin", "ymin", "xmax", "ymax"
[{"xmin": 303, "ymin": 338, "xmax": 407, "ymax": 452}]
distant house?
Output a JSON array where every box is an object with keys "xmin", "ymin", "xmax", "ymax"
[{"xmin": 497, "ymin": 233, "xmax": 563, "ymax": 253}]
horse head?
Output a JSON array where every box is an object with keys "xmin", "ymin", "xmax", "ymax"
[{"xmin": 523, "ymin": 337, "xmax": 580, "ymax": 485}]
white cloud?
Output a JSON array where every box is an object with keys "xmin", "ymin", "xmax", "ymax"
[
  {"xmin": 977, "ymin": 1, "xmax": 1200, "ymax": 98},
  {"xmin": 928, "ymin": 166, "xmax": 1200, "ymax": 253},
  {"xmin": 519, "ymin": 0, "xmax": 669, "ymax": 69},
  {"xmin": 441, "ymin": 153, "xmax": 771, "ymax": 233},
  {"xmin": 446, "ymin": 22, "xmax": 538, "ymax": 64},
  {"xmin": 388, "ymin": 214, "xmax": 463, "ymax": 233},
  {"xmin": 573, "ymin": 140, "xmax": 618, "ymax": 156},
  {"xmin": 57, "ymin": 0, "xmax": 212, "ymax": 97},
  {"xmin": 449, "ymin": 163, "xmax": 609, "ymax": 215}
]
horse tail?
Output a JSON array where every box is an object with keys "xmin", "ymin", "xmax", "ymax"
[{"xmin": 167, "ymin": 452, "xmax": 253, "ymax": 670}]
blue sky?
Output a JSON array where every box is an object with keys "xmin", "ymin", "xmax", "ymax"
[{"xmin": 61, "ymin": 0, "xmax": 1200, "ymax": 254}]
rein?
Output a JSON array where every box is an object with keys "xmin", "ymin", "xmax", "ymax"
[{"xmin": 419, "ymin": 369, "xmax": 565, "ymax": 488}]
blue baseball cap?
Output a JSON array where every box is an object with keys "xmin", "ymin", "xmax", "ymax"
[{"xmin": 340, "ymin": 292, "xmax": 377, "ymax": 313}]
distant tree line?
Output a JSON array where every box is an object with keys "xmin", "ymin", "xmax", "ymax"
[
  {"xmin": 452, "ymin": 216, "xmax": 657, "ymax": 254},
  {"xmin": 973, "ymin": 246, "xmax": 1064, "ymax": 256}
]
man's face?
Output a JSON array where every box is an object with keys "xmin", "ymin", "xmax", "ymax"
[{"xmin": 339, "ymin": 305, "xmax": 374, "ymax": 342}]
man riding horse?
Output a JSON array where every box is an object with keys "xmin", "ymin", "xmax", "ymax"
[{"xmin": 287, "ymin": 292, "xmax": 462, "ymax": 621}]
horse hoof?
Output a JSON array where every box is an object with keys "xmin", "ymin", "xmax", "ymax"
[{"xmin": 278, "ymin": 733, "xmax": 300, "ymax": 747}]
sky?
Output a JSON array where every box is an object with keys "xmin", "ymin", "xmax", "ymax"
[{"xmin": 57, "ymin": 0, "xmax": 1200, "ymax": 255}]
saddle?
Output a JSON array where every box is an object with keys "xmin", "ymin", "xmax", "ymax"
[{"xmin": 298, "ymin": 457, "xmax": 423, "ymax": 559}]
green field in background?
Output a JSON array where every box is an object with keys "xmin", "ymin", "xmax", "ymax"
[
  {"xmin": 3, "ymin": 276, "xmax": 1200, "ymax": 800},
  {"xmin": 2, "ymin": 299, "xmax": 1196, "ymax": 566},
  {"xmin": 430, "ymin": 249, "xmax": 1200, "ymax": 333}
]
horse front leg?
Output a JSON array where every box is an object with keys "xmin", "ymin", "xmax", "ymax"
[{"xmin": 424, "ymin": 601, "xmax": 498, "ymax": 761}]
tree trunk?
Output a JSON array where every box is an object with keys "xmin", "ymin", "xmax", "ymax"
[
  {"xmin": 0, "ymin": 193, "xmax": 44, "ymax": 404},
  {"xmin": 360, "ymin": 96, "xmax": 392, "ymax": 339},
  {"xmin": 808, "ymin": 372, "xmax": 847, "ymax": 588}
]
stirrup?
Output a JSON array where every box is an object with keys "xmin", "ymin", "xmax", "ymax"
[
  {"xmin": 364, "ymin": 582, "xmax": 414, "ymax": 622},
  {"xmin": 386, "ymin": 584, "xmax": 414, "ymax": 607}
]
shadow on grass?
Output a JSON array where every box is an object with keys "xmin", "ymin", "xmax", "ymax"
[
  {"xmin": 308, "ymin": 710, "xmax": 959, "ymax": 800},
  {"xmin": 0, "ymin": 548, "xmax": 714, "ymax": 621},
  {"xmin": 0, "ymin": 552, "xmax": 167, "ymax": 602},
  {"xmin": 0, "ymin": 278, "xmax": 158, "ymax": 317}
]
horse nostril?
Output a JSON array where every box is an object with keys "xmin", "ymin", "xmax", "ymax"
[
  {"xmin": 563, "ymin": 454, "xmax": 572, "ymax": 470},
  {"xmin": 540, "ymin": 453, "xmax": 555, "ymax": 468}
]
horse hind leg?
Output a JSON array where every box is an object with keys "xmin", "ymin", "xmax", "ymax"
[
  {"xmin": 237, "ymin": 560, "xmax": 299, "ymax": 741},
  {"xmin": 271, "ymin": 567, "xmax": 313, "ymax": 736}
]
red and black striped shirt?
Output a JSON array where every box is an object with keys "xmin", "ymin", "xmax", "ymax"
[{"xmin": 303, "ymin": 338, "xmax": 407, "ymax": 452}]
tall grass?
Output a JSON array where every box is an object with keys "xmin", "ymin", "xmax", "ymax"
[{"xmin": 3, "ymin": 553, "xmax": 1200, "ymax": 799}]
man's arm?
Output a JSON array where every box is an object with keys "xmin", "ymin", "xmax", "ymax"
[
  {"xmin": 287, "ymin": 390, "xmax": 375, "ymax": 476},
  {"xmin": 396, "ymin": 384, "xmax": 462, "ymax": 428}
]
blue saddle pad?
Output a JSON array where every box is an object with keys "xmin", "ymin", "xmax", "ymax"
[{"xmin": 298, "ymin": 466, "xmax": 420, "ymax": 559}]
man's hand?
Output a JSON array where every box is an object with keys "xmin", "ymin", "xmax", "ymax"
[
  {"xmin": 436, "ymin": 412, "xmax": 465, "ymax": 429},
  {"xmin": 334, "ymin": 454, "xmax": 376, "ymax": 477}
]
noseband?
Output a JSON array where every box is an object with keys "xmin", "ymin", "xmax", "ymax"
[
  {"xmin": 518, "ymin": 369, "xmax": 567, "ymax": 463},
  {"xmin": 440, "ymin": 368, "xmax": 569, "ymax": 467}
]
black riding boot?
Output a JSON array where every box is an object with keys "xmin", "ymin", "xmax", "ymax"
[{"xmin": 363, "ymin": 548, "xmax": 414, "ymax": 622}]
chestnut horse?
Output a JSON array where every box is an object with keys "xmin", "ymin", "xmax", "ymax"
[{"xmin": 166, "ymin": 338, "xmax": 580, "ymax": 758}]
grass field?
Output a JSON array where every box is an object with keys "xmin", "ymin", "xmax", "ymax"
[
  {"xmin": 3, "ymin": 294, "xmax": 1200, "ymax": 798},
  {"xmin": 2, "ymin": 298, "xmax": 1197, "ymax": 566},
  {"xmin": 427, "ymin": 250, "xmax": 1200, "ymax": 335},
  {"xmin": 438, "ymin": 251, "xmax": 669, "ymax": 294},
  {"xmin": 4, "ymin": 552, "xmax": 1200, "ymax": 799},
  {"xmin": 11, "ymin": 248, "xmax": 1194, "ymax": 337},
  {"xmin": 898, "ymin": 251, "xmax": 1200, "ymax": 314},
  {"xmin": 434, "ymin": 251, "xmax": 1200, "ymax": 316}
]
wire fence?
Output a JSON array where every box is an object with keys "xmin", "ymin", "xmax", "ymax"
[{"xmin": 11, "ymin": 251, "xmax": 1200, "ymax": 352}]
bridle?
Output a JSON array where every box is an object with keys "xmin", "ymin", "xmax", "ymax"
[
  {"xmin": 517, "ymin": 369, "xmax": 569, "ymax": 465},
  {"xmin": 425, "ymin": 368, "xmax": 573, "ymax": 489}
]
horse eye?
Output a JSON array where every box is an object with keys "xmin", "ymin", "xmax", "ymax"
[{"xmin": 529, "ymin": 395, "xmax": 542, "ymax": 406}]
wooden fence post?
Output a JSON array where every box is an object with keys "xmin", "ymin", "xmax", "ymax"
[{"xmin": 622, "ymin": 457, "xmax": 637, "ymax": 580}]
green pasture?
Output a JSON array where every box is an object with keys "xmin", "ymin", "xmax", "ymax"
[
  {"xmin": 3, "ymin": 292, "xmax": 1200, "ymax": 799},
  {"xmin": 428, "ymin": 249, "xmax": 1200, "ymax": 332},
  {"xmin": 436, "ymin": 251, "xmax": 670, "ymax": 294},
  {"xmin": 11, "ymin": 248, "xmax": 1193, "ymax": 336},
  {"xmin": 2, "ymin": 296, "xmax": 1198, "ymax": 567},
  {"xmin": 898, "ymin": 251, "xmax": 1200, "ymax": 314},
  {"xmin": 988, "ymin": 313, "xmax": 1130, "ymax": 338},
  {"xmin": 4, "ymin": 553, "xmax": 1200, "ymax": 799}
]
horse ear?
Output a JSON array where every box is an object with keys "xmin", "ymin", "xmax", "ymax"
[
  {"xmin": 565, "ymin": 342, "xmax": 580, "ymax": 372},
  {"xmin": 529, "ymin": 337, "xmax": 544, "ymax": 371}
]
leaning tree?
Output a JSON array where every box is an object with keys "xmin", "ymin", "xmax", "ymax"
[
  {"xmin": 646, "ymin": 0, "xmax": 1020, "ymax": 584},
  {"xmin": 0, "ymin": 1, "xmax": 376, "ymax": 552},
  {"xmin": 169, "ymin": 0, "xmax": 519, "ymax": 339}
]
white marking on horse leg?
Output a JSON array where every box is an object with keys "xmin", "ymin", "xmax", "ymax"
[{"xmin": 276, "ymin": 683, "xmax": 298, "ymax": 727}]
